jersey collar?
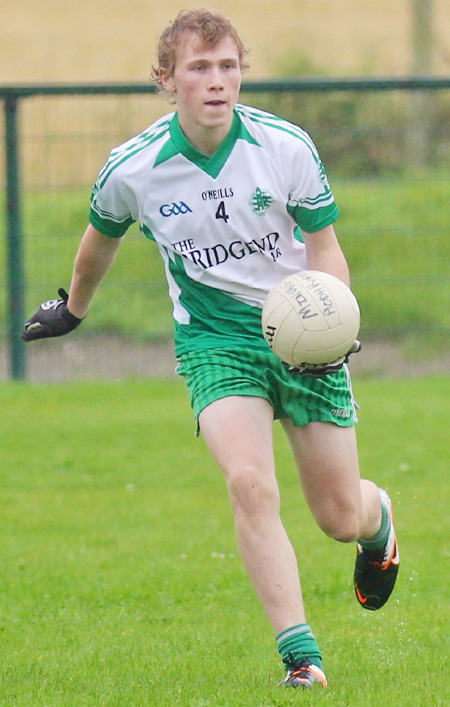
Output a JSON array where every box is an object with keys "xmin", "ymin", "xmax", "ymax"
[{"xmin": 168, "ymin": 111, "xmax": 249, "ymax": 179}]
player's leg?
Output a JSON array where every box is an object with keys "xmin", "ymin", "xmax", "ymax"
[
  {"xmin": 199, "ymin": 395, "xmax": 306, "ymax": 633},
  {"xmin": 281, "ymin": 420, "xmax": 380, "ymax": 541},
  {"xmin": 199, "ymin": 395, "xmax": 327, "ymax": 688},
  {"xmin": 282, "ymin": 420, "xmax": 399, "ymax": 610}
]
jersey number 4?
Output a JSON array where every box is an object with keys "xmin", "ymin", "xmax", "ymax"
[{"xmin": 215, "ymin": 201, "xmax": 230, "ymax": 223}]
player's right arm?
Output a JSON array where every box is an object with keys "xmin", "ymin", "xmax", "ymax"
[
  {"xmin": 22, "ymin": 224, "xmax": 122, "ymax": 341},
  {"xmin": 68, "ymin": 224, "xmax": 123, "ymax": 319}
]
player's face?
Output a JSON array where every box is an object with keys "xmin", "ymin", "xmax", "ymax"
[{"xmin": 162, "ymin": 33, "xmax": 242, "ymax": 153}]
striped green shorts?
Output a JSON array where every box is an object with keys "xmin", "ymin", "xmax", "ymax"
[{"xmin": 176, "ymin": 347, "xmax": 358, "ymax": 429}]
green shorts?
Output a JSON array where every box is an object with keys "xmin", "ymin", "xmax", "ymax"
[{"xmin": 176, "ymin": 347, "xmax": 358, "ymax": 429}]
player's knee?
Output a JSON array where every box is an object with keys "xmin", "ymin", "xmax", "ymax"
[
  {"xmin": 329, "ymin": 522, "xmax": 360, "ymax": 543},
  {"xmin": 226, "ymin": 466, "xmax": 279, "ymax": 518},
  {"xmin": 317, "ymin": 511, "xmax": 360, "ymax": 543}
]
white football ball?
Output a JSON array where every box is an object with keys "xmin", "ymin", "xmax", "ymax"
[{"xmin": 262, "ymin": 270, "xmax": 360, "ymax": 366}]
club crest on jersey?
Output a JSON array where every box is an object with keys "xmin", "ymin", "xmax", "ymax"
[
  {"xmin": 249, "ymin": 187, "xmax": 274, "ymax": 217},
  {"xmin": 159, "ymin": 201, "xmax": 193, "ymax": 217}
]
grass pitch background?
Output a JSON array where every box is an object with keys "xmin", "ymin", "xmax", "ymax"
[{"xmin": 1, "ymin": 376, "xmax": 449, "ymax": 705}]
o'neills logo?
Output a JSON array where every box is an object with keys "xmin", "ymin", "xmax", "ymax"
[{"xmin": 172, "ymin": 232, "xmax": 282, "ymax": 268}]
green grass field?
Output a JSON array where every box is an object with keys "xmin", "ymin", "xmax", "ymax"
[{"xmin": 1, "ymin": 376, "xmax": 449, "ymax": 706}]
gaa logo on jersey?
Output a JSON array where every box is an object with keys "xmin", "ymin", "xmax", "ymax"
[
  {"xmin": 159, "ymin": 201, "xmax": 193, "ymax": 217},
  {"xmin": 249, "ymin": 187, "xmax": 274, "ymax": 217}
]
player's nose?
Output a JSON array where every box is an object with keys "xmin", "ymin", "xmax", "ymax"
[{"xmin": 208, "ymin": 65, "xmax": 225, "ymax": 89}]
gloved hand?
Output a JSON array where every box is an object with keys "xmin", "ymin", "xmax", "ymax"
[
  {"xmin": 22, "ymin": 288, "xmax": 84, "ymax": 342},
  {"xmin": 289, "ymin": 340, "xmax": 361, "ymax": 377}
]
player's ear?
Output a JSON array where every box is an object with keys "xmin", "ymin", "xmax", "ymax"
[{"xmin": 160, "ymin": 69, "xmax": 176, "ymax": 96}]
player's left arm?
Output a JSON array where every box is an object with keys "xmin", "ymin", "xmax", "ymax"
[{"xmin": 302, "ymin": 224, "xmax": 350, "ymax": 287}]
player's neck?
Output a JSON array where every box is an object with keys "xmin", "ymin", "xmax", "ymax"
[{"xmin": 177, "ymin": 115, "xmax": 233, "ymax": 156}]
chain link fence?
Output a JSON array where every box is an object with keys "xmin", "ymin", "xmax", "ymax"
[{"xmin": 2, "ymin": 79, "xmax": 450, "ymax": 381}]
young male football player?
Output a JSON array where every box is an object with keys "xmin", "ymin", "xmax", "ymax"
[{"xmin": 22, "ymin": 8, "xmax": 399, "ymax": 689}]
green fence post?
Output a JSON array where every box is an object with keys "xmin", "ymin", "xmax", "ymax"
[{"xmin": 5, "ymin": 94, "xmax": 26, "ymax": 381}]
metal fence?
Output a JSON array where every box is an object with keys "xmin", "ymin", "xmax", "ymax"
[{"xmin": 2, "ymin": 78, "xmax": 450, "ymax": 381}]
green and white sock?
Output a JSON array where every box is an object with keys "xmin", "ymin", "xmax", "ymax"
[
  {"xmin": 276, "ymin": 623, "xmax": 322, "ymax": 669},
  {"xmin": 359, "ymin": 495, "xmax": 391, "ymax": 551}
]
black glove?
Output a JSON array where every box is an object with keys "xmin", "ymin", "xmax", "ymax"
[
  {"xmin": 22, "ymin": 288, "xmax": 83, "ymax": 342},
  {"xmin": 289, "ymin": 340, "xmax": 361, "ymax": 378}
]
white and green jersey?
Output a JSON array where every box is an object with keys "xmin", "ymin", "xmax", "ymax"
[{"xmin": 90, "ymin": 104, "xmax": 339, "ymax": 356}]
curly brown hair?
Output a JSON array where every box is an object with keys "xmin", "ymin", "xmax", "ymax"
[{"xmin": 151, "ymin": 9, "xmax": 249, "ymax": 100}]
